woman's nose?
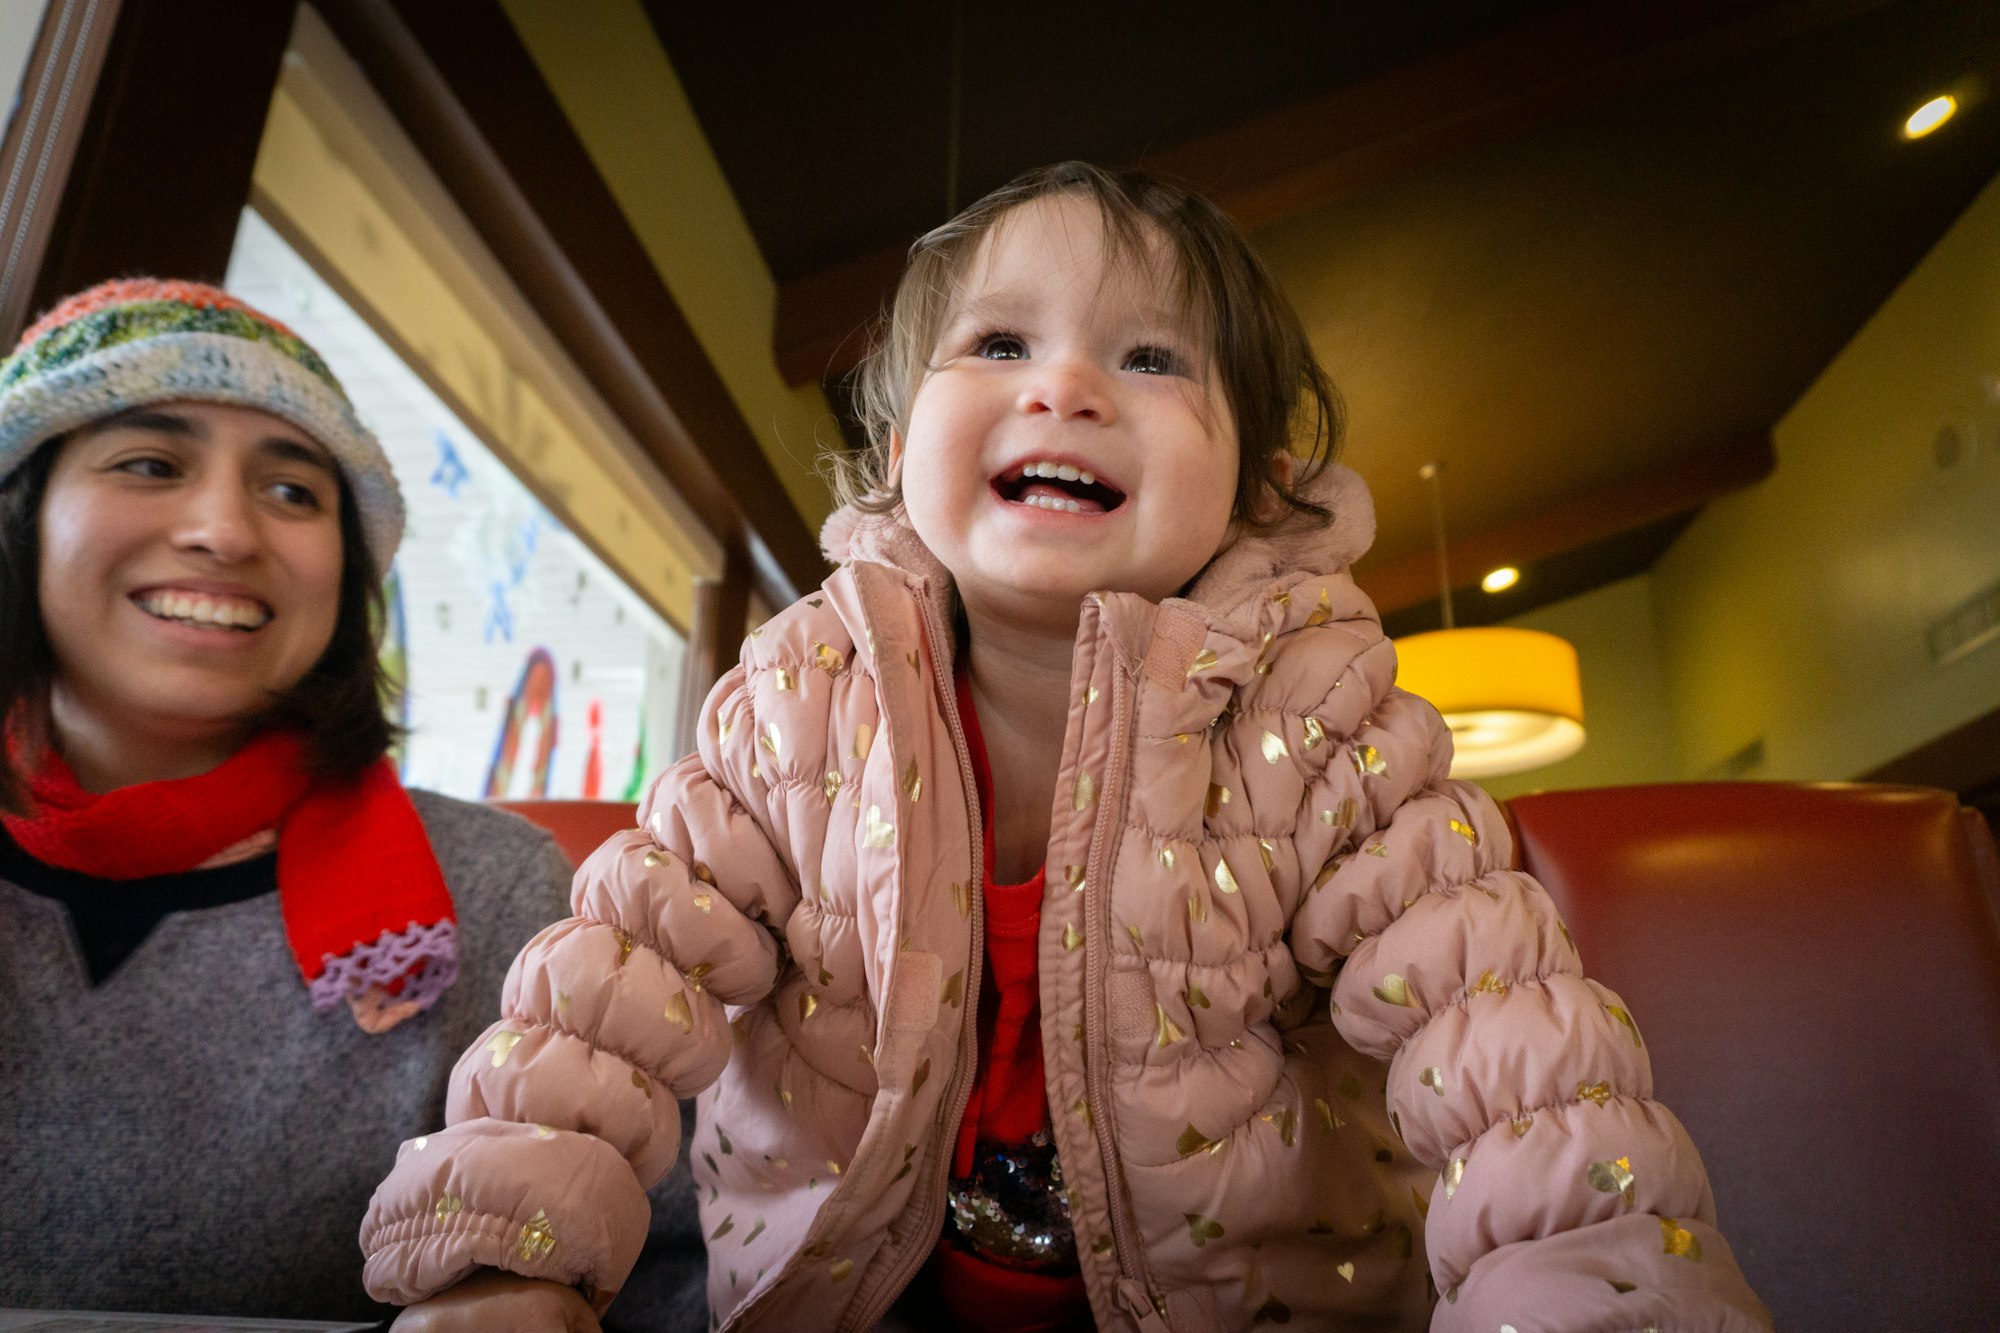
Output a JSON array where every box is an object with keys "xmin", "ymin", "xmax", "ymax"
[
  {"xmin": 171, "ymin": 478, "xmax": 260, "ymax": 562},
  {"xmin": 1017, "ymin": 356, "xmax": 1117, "ymax": 424}
]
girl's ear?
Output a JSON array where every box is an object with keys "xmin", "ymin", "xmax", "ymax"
[
  {"xmin": 1246, "ymin": 450, "xmax": 1296, "ymax": 524},
  {"xmin": 1269, "ymin": 451, "xmax": 1297, "ymax": 492},
  {"xmin": 886, "ymin": 431, "xmax": 906, "ymax": 489}
]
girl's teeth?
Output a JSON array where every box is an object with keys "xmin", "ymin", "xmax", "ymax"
[
  {"xmin": 1018, "ymin": 461, "xmax": 1100, "ymax": 487},
  {"xmin": 1026, "ymin": 495, "xmax": 1081, "ymax": 513}
]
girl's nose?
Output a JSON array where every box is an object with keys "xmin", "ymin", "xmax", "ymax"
[
  {"xmin": 171, "ymin": 479, "xmax": 260, "ymax": 563},
  {"xmin": 1017, "ymin": 356, "xmax": 1117, "ymax": 425}
]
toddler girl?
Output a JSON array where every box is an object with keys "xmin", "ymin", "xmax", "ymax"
[{"xmin": 363, "ymin": 163, "xmax": 1769, "ymax": 1332}]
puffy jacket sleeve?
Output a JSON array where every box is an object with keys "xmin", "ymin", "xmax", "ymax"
[
  {"xmin": 361, "ymin": 664, "xmax": 793, "ymax": 1310},
  {"xmin": 1288, "ymin": 684, "xmax": 1771, "ymax": 1332}
]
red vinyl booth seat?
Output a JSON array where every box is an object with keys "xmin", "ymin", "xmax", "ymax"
[
  {"xmin": 1505, "ymin": 782, "xmax": 2000, "ymax": 1331},
  {"xmin": 498, "ymin": 785, "xmax": 2000, "ymax": 1328},
  {"xmin": 491, "ymin": 799, "xmax": 639, "ymax": 871}
]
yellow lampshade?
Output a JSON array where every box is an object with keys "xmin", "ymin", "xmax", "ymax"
[{"xmin": 1393, "ymin": 627, "xmax": 1585, "ymax": 778}]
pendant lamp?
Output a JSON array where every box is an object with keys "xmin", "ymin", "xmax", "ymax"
[{"xmin": 1390, "ymin": 463, "xmax": 1586, "ymax": 779}]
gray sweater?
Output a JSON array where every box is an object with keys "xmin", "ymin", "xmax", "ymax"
[{"xmin": 0, "ymin": 789, "xmax": 703, "ymax": 1327}]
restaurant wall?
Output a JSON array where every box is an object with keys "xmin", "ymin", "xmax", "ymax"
[
  {"xmin": 1651, "ymin": 164, "xmax": 2000, "ymax": 782},
  {"xmin": 1474, "ymin": 574, "xmax": 1683, "ymax": 801},
  {"xmin": 499, "ymin": 0, "xmax": 837, "ymax": 532}
]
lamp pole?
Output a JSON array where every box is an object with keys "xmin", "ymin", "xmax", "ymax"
[{"xmin": 1420, "ymin": 460, "xmax": 1455, "ymax": 631}]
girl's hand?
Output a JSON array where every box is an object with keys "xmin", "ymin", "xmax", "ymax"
[{"xmin": 389, "ymin": 1269, "xmax": 603, "ymax": 1333}]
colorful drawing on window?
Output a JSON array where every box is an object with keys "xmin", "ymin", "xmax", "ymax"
[
  {"xmin": 430, "ymin": 427, "xmax": 470, "ymax": 498},
  {"xmin": 582, "ymin": 698, "xmax": 604, "ymax": 799},
  {"xmin": 381, "ymin": 567, "xmax": 411, "ymax": 773},
  {"xmin": 485, "ymin": 647, "xmax": 560, "ymax": 798},
  {"xmin": 621, "ymin": 705, "xmax": 650, "ymax": 801}
]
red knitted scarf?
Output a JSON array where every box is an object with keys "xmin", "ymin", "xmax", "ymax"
[{"xmin": 2, "ymin": 730, "xmax": 457, "ymax": 1028}]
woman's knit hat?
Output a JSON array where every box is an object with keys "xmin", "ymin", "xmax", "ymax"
[{"xmin": 0, "ymin": 278, "xmax": 403, "ymax": 571}]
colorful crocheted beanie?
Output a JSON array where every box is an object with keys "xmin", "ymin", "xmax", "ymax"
[{"xmin": 0, "ymin": 278, "xmax": 403, "ymax": 571}]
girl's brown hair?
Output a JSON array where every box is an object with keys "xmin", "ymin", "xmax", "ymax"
[
  {"xmin": 0, "ymin": 435, "xmax": 402, "ymax": 813},
  {"xmin": 833, "ymin": 160, "xmax": 1343, "ymax": 526}
]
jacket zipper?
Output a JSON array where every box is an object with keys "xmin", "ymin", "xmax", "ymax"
[
  {"xmin": 1082, "ymin": 652, "xmax": 1166, "ymax": 1330},
  {"xmin": 840, "ymin": 588, "xmax": 986, "ymax": 1331}
]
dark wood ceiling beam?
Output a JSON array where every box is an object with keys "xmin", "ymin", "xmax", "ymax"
[
  {"xmin": 1354, "ymin": 435, "xmax": 1777, "ymax": 616},
  {"xmin": 0, "ymin": 0, "xmax": 121, "ymax": 343},
  {"xmin": 773, "ymin": 0, "xmax": 1894, "ymax": 386},
  {"xmin": 316, "ymin": 0, "xmax": 823, "ymax": 610},
  {"xmin": 1, "ymin": 0, "xmax": 293, "ymax": 344}
]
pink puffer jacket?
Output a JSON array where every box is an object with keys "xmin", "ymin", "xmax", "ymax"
[{"xmin": 362, "ymin": 466, "xmax": 1768, "ymax": 1332}]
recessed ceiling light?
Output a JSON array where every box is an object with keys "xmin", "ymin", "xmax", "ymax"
[
  {"xmin": 1481, "ymin": 566, "xmax": 1520, "ymax": 594},
  {"xmin": 1904, "ymin": 94, "xmax": 1957, "ymax": 139}
]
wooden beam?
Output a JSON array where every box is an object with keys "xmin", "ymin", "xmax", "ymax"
[
  {"xmin": 23, "ymin": 0, "xmax": 295, "ymax": 320},
  {"xmin": 1862, "ymin": 705, "xmax": 2000, "ymax": 795},
  {"xmin": 315, "ymin": 0, "xmax": 824, "ymax": 611},
  {"xmin": 0, "ymin": 0, "xmax": 299, "ymax": 345},
  {"xmin": 773, "ymin": 0, "xmax": 1893, "ymax": 386},
  {"xmin": 672, "ymin": 540, "xmax": 752, "ymax": 763},
  {"xmin": 774, "ymin": 244, "xmax": 906, "ymax": 394},
  {"xmin": 0, "ymin": 0, "xmax": 123, "ymax": 344},
  {"xmin": 1354, "ymin": 435, "xmax": 1777, "ymax": 616}
]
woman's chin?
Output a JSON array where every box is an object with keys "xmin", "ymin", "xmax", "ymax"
[{"xmin": 93, "ymin": 682, "xmax": 272, "ymax": 743}]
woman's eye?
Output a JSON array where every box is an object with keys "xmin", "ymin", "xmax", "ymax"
[
  {"xmin": 973, "ymin": 333, "xmax": 1026, "ymax": 361},
  {"xmin": 270, "ymin": 480, "xmax": 327, "ymax": 511},
  {"xmin": 1125, "ymin": 346, "xmax": 1181, "ymax": 376},
  {"xmin": 112, "ymin": 455, "xmax": 179, "ymax": 480}
]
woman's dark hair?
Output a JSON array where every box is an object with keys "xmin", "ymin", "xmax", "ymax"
[
  {"xmin": 0, "ymin": 434, "xmax": 402, "ymax": 813},
  {"xmin": 835, "ymin": 159, "xmax": 1344, "ymax": 529}
]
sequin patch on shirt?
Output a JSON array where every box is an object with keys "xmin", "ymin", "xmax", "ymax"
[{"xmin": 943, "ymin": 1130, "xmax": 1079, "ymax": 1272}]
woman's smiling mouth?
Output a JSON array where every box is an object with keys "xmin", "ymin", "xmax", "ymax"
[
  {"xmin": 132, "ymin": 589, "xmax": 274, "ymax": 631},
  {"xmin": 992, "ymin": 458, "xmax": 1127, "ymax": 514}
]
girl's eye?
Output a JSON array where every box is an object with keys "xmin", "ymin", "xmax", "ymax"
[
  {"xmin": 973, "ymin": 332, "xmax": 1026, "ymax": 361},
  {"xmin": 1125, "ymin": 345, "xmax": 1182, "ymax": 376}
]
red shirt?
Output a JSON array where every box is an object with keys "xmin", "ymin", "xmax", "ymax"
[{"xmin": 918, "ymin": 669, "xmax": 1090, "ymax": 1333}]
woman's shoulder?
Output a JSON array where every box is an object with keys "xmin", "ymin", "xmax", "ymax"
[
  {"xmin": 406, "ymin": 785, "xmax": 561, "ymax": 853},
  {"xmin": 402, "ymin": 787, "xmax": 572, "ymax": 927}
]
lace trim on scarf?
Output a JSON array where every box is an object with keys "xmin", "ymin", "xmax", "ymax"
[{"xmin": 307, "ymin": 917, "xmax": 459, "ymax": 1014}]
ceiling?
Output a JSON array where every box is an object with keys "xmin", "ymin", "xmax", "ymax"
[{"xmin": 645, "ymin": 0, "xmax": 2000, "ymax": 627}]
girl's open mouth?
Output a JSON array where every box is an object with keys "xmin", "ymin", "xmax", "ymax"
[{"xmin": 992, "ymin": 458, "xmax": 1127, "ymax": 514}]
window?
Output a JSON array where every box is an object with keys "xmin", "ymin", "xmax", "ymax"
[
  {"xmin": 227, "ymin": 211, "xmax": 684, "ymax": 799},
  {"xmin": 212, "ymin": 8, "xmax": 720, "ymax": 799}
]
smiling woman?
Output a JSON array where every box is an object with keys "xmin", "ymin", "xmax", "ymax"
[
  {"xmin": 0, "ymin": 279, "xmax": 588, "ymax": 1323},
  {"xmin": 33, "ymin": 403, "xmax": 349, "ymax": 788}
]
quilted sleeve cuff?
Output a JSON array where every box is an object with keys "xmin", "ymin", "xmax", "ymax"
[{"xmin": 360, "ymin": 1118, "xmax": 650, "ymax": 1308}]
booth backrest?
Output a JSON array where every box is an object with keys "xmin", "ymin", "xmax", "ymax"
[
  {"xmin": 491, "ymin": 799, "xmax": 638, "ymax": 871},
  {"xmin": 1504, "ymin": 782, "xmax": 2000, "ymax": 1330}
]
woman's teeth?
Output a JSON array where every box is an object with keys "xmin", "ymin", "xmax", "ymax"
[
  {"xmin": 135, "ymin": 591, "xmax": 270, "ymax": 630},
  {"xmin": 1021, "ymin": 460, "xmax": 1097, "ymax": 486}
]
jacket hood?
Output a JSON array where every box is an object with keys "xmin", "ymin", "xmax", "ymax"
[{"xmin": 818, "ymin": 463, "xmax": 1379, "ymax": 628}]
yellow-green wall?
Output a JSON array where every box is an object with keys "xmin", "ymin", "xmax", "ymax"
[
  {"xmin": 498, "ymin": 0, "xmax": 836, "ymax": 534},
  {"xmin": 1478, "ymin": 165, "xmax": 2000, "ymax": 796},
  {"xmin": 1476, "ymin": 574, "xmax": 1682, "ymax": 800},
  {"xmin": 1651, "ymin": 166, "xmax": 2000, "ymax": 782}
]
